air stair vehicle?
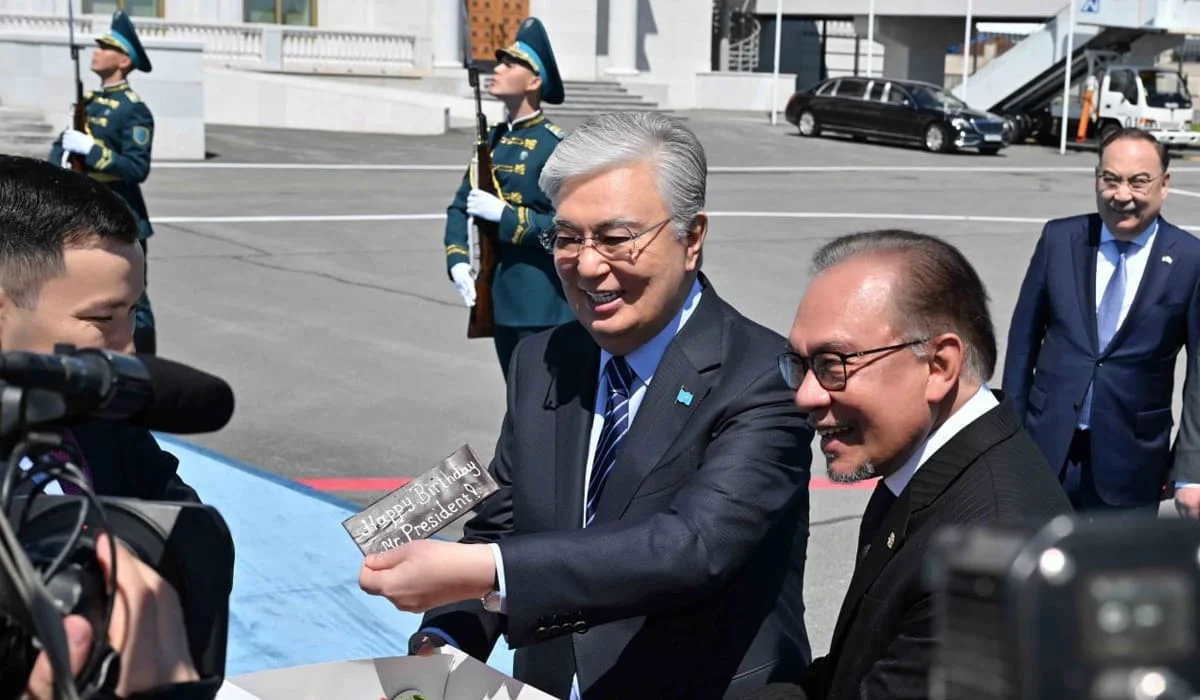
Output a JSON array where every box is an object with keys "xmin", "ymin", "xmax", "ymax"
[{"xmin": 953, "ymin": 0, "xmax": 1200, "ymax": 147}]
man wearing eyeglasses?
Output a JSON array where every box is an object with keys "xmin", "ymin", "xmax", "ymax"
[
  {"xmin": 749, "ymin": 229, "xmax": 1070, "ymax": 700},
  {"xmin": 1003, "ymin": 128, "xmax": 1200, "ymax": 517},
  {"xmin": 360, "ymin": 112, "xmax": 814, "ymax": 699}
]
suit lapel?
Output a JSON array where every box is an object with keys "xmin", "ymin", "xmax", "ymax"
[
  {"xmin": 549, "ymin": 325, "xmax": 601, "ymax": 531},
  {"xmin": 1072, "ymin": 214, "xmax": 1102, "ymax": 352},
  {"xmin": 1101, "ymin": 219, "xmax": 1179, "ymax": 356},
  {"xmin": 825, "ymin": 395, "xmax": 1022, "ymax": 659},
  {"xmin": 826, "ymin": 485, "xmax": 910, "ymax": 657},
  {"xmin": 590, "ymin": 287, "xmax": 725, "ymax": 524}
]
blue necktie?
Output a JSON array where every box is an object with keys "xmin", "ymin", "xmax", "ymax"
[
  {"xmin": 1097, "ymin": 239, "xmax": 1133, "ymax": 351},
  {"xmin": 586, "ymin": 356, "xmax": 635, "ymax": 527},
  {"xmin": 1081, "ymin": 239, "xmax": 1134, "ymax": 426}
]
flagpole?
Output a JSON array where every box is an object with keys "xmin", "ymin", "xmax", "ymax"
[
  {"xmin": 865, "ymin": 0, "xmax": 875, "ymax": 77},
  {"xmin": 771, "ymin": 0, "xmax": 783, "ymax": 125}
]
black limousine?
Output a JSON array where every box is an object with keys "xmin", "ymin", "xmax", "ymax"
[{"xmin": 785, "ymin": 76, "xmax": 1011, "ymax": 155}]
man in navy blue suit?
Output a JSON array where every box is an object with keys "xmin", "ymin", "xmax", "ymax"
[{"xmin": 1003, "ymin": 128, "xmax": 1200, "ymax": 515}]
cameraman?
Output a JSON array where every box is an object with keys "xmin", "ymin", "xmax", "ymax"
[
  {"xmin": 0, "ymin": 156, "xmax": 197, "ymax": 503},
  {"xmin": 23, "ymin": 533, "xmax": 214, "ymax": 699}
]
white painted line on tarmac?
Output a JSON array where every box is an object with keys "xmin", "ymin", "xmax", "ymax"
[
  {"xmin": 151, "ymin": 210, "xmax": 1200, "ymax": 229},
  {"xmin": 153, "ymin": 213, "xmax": 445, "ymax": 223},
  {"xmin": 149, "ymin": 161, "xmax": 1200, "ymax": 174},
  {"xmin": 1168, "ymin": 187, "xmax": 1200, "ymax": 199},
  {"xmin": 706, "ymin": 211, "xmax": 1048, "ymax": 224},
  {"xmin": 153, "ymin": 162, "xmax": 465, "ymax": 171}
]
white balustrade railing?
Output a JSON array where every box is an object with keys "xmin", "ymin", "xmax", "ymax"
[
  {"xmin": 281, "ymin": 26, "xmax": 415, "ymax": 68},
  {"xmin": 0, "ymin": 12, "xmax": 417, "ymax": 71}
]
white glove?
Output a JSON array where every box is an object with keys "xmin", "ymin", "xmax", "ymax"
[
  {"xmin": 466, "ymin": 189, "xmax": 508, "ymax": 223},
  {"xmin": 61, "ymin": 129, "xmax": 95, "ymax": 155},
  {"xmin": 450, "ymin": 262, "xmax": 476, "ymax": 307}
]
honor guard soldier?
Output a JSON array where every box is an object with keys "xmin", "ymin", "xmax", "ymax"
[
  {"xmin": 444, "ymin": 17, "xmax": 575, "ymax": 378},
  {"xmin": 49, "ymin": 10, "xmax": 159, "ymax": 355}
]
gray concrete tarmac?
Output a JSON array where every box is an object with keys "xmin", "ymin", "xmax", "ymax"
[{"xmin": 144, "ymin": 112, "xmax": 1198, "ymax": 658}]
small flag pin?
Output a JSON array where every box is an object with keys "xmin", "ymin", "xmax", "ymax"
[
  {"xmin": 1162, "ymin": 255, "xmax": 1174, "ymax": 264},
  {"xmin": 676, "ymin": 388, "xmax": 694, "ymax": 406}
]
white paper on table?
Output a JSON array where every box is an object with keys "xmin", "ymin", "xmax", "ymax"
[{"xmin": 217, "ymin": 645, "xmax": 555, "ymax": 700}]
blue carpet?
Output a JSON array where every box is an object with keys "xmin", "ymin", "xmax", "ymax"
[{"xmin": 156, "ymin": 435, "xmax": 515, "ymax": 677}]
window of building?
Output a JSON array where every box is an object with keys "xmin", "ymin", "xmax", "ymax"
[
  {"xmin": 244, "ymin": 0, "xmax": 316, "ymax": 26},
  {"xmin": 82, "ymin": 0, "xmax": 162, "ymax": 17}
]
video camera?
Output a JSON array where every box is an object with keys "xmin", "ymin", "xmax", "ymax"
[
  {"xmin": 928, "ymin": 514, "xmax": 1200, "ymax": 700},
  {"xmin": 0, "ymin": 344, "xmax": 236, "ymax": 699}
]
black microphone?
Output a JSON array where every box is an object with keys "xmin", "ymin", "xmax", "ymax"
[{"xmin": 0, "ymin": 346, "xmax": 234, "ymax": 434}]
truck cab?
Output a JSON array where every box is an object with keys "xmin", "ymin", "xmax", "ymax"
[{"xmin": 1094, "ymin": 65, "xmax": 1199, "ymax": 147}]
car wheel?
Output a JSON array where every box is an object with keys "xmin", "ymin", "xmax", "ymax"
[
  {"xmin": 979, "ymin": 146, "xmax": 1001, "ymax": 155},
  {"xmin": 798, "ymin": 110, "xmax": 821, "ymax": 137},
  {"xmin": 924, "ymin": 123, "xmax": 952, "ymax": 153}
]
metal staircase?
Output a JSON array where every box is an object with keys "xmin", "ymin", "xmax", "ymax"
[{"xmin": 729, "ymin": 8, "xmax": 761, "ymax": 72}]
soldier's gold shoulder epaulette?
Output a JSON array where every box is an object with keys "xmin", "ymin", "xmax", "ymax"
[
  {"xmin": 84, "ymin": 90, "xmax": 96, "ymax": 101},
  {"xmin": 544, "ymin": 122, "xmax": 565, "ymax": 140},
  {"xmin": 126, "ymin": 90, "xmax": 141, "ymax": 103}
]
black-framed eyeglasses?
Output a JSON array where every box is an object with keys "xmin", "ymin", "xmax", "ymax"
[
  {"xmin": 777, "ymin": 338, "xmax": 930, "ymax": 392},
  {"xmin": 540, "ymin": 217, "xmax": 671, "ymax": 260}
]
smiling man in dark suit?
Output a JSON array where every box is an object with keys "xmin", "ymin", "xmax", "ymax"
[
  {"xmin": 750, "ymin": 229, "xmax": 1071, "ymax": 700},
  {"xmin": 1003, "ymin": 128, "xmax": 1200, "ymax": 515},
  {"xmin": 359, "ymin": 112, "xmax": 814, "ymax": 699}
]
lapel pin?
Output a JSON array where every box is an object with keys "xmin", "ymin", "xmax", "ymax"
[
  {"xmin": 886, "ymin": 532, "xmax": 896, "ymax": 549},
  {"xmin": 676, "ymin": 388, "xmax": 694, "ymax": 406},
  {"xmin": 1162, "ymin": 255, "xmax": 1174, "ymax": 264}
]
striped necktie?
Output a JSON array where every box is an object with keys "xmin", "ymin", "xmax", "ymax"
[{"xmin": 585, "ymin": 356, "xmax": 636, "ymax": 527}]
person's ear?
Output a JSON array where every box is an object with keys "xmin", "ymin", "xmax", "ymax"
[
  {"xmin": 924, "ymin": 332, "xmax": 965, "ymax": 404},
  {"xmin": 684, "ymin": 213, "xmax": 707, "ymax": 272}
]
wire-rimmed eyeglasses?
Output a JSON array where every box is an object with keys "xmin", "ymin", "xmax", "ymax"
[
  {"xmin": 540, "ymin": 218, "xmax": 671, "ymax": 259},
  {"xmin": 777, "ymin": 338, "xmax": 930, "ymax": 392},
  {"xmin": 1096, "ymin": 172, "xmax": 1161, "ymax": 195}
]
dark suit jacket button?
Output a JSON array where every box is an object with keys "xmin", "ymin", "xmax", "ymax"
[{"xmin": 574, "ymin": 621, "xmax": 588, "ymax": 633}]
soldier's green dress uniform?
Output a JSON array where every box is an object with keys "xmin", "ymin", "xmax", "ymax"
[
  {"xmin": 444, "ymin": 18, "xmax": 574, "ymax": 377},
  {"xmin": 49, "ymin": 11, "xmax": 157, "ymax": 354}
]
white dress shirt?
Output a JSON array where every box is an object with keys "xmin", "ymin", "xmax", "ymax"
[{"xmin": 883, "ymin": 384, "xmax": 999, "ymax": 496}]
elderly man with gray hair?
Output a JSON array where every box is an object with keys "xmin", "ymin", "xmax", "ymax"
[{"xmin": 358, "ymin": 112, "xmax": 815, "ymax": 699}]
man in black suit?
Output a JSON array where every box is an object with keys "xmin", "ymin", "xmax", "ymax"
[
  {"xmin": 0, "ymin": 155, "xmax": 198, "ymax": 503},
  {"xmin": 359, "ymin": 112, "xmax": 814, "ymax": 699},
  {"xmin": 752, "ymin": 229, "xmax": 1072, "ymax": 700}
]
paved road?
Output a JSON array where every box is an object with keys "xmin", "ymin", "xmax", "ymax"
[{"xmin": 144, "ymin": 112, "xmax": 1197, "ymax": 657}]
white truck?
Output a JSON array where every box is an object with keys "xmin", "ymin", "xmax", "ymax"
[{"xmin": 1037, "ymin": 53, "xmax": 1200, "ymax": 149}]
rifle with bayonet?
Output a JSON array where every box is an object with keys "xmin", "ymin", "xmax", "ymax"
[
  {"xmin": 466, "ymin": 65, "xmax": 499, "ymax": 339},
  {"xmin": 464, "ymin": 4, "xmax": 498, "ymax": 339},
  {"xmin": 63, "ymin": 0, "xmax": 87, "ymax": 173}
]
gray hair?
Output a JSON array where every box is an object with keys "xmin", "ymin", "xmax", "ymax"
[
  {"xmin": 538, "ymin": 112, "xmax": 707, "ymax": 238},
  {"xmin": 811, "ymin": 229, "xmax": 998, "ymax": 383}
]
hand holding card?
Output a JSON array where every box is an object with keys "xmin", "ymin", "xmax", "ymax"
[{"xmin": 342, "ymin": 444, "xmax": 499, "ymax": 556}]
